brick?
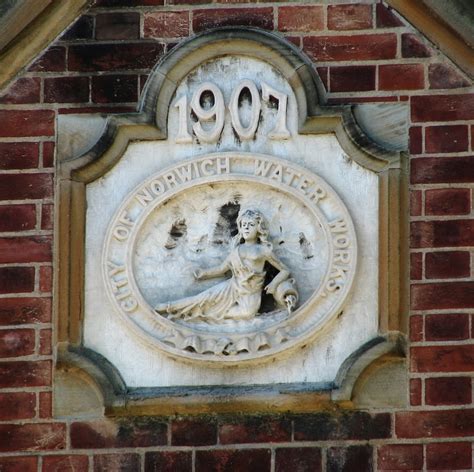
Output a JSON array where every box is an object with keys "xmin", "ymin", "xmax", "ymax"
[
  {"xmin": 195, "ymin": 449, "xmax": 271, "ymax": 472},
  {"xmin": 171, "ymin": 418, "xmax": 217, "ymax": 446},
  {"xmin": 294, "ymin": 411, "xmax": 391, "ymax": 441},
  {"xmin": 69, "ymin": 43, "xmax": 164, "ymax": 72},
  {"xmin": 61, "ymin": 15, "xmax": 94, "ymax": 40},
  {"xmin": 275, "ymin": 447, "xmax": 322, "ymax": 472},
  {"xmin": 411, "ymin": 156, "xmax": 474, "ymax": 184},
  {"xmin": 425, "ymin": 125, "xmax": 468, "ymax": 153},
  {"xmin": 426, "ymin": 188, "xmax": 471, "ymax": 216},
  {"xmin": 0, "ymin": 267, "xmax": 35, "ymax": 294},
  {"xmin": 92, "ymin": 75, "xmax": 138, "ymax": 104},
  {"xmin": 425, "ymin": 376, "xmax": 472, "ymax": 405},
  {"xmin": 58, "ymin": 105, "xmax": 136, "ymax": 114},
  {"xmin": 219, "ymin": 416, "xmax": 291, "ymax": 444},
  {"xmin": 96, "ymin": 12, "xmax": 140, "ymax": 40},
  {"xmin": 193, "ymin": 8, "xmax": 273, "ymax": 32},
  {"xmin": 411, "ymin": 282, "xmax": 474, "ymax": 310},
  {"xmin": 0, "ymin": 297, "xmax": 51, "ymax": 325},
  {"xmin": 327, "ymin": 4, "xmax": 372, "ymax": 30},
  {"xmin": 39, "ymin": 391, "xmax": 52, "ymax": 418},
  {"xmin": 41, "ymin": 204, "xmax": 54, "ymax": 230},
  {"xmin": 396, "ymin": 409, "xmax": 474, "ymax": 438},
  {"xmin": 0, "ymin": 204, "xmax": 36, "ymax": 232},
  {"xmin": 409, "ymin": 126, "xmax": 422, "ymax": 154},
  {"xmin": 145, "ymin": 451, "xmax": 191, "ymax": 472},
  {"xmin": 44, "ymin": 77, "xmax": 89, "ymax": 103},
  {"xmin": 0, "ymin": 236, "xmax": 52, "ymax": 263},
  {"xmin": 429, "ymin": 63, "xmax": 470, "ymax": 90},
  {"xmin": 28, "ymin": 47, "xmax": 66, "ymax": 72},
  {"xmin": 410, "ymin": 190, "xmax": 422, "ymax": 216},
  {"xmin": 94, "ymin": 0, "xmax": 164, "ymax": 5},
  {"xmin": 425, "ymin": 313, "xmax": 469, "ymax": 341},
  {"xmin": 0, "ymin": 328, "xmax": 35, "ymax": 358},
  {"xmin": 425, "ymin": 251, "xmax": 470, "ymax": 278},
  {"xmin": 278, "ymin": 6, "xmax": 324, "ymax": 32},
  {"xmin": 376, "ymin": 3, "xmax": 404, "ymax": 27},
  {"xmin": 39, "ymin": 328, "xmax": 52, "ymax": 355},
  {"xmin": 0, "ymin": 142, "xmax": 39, "ymax": 170},
  {"xmin": 0, "ymin": 110, "xmax": 55, "ymax": 137},
  {"xmin": 0, "ymin": 423, "xmax": 65, "ymax": 452},
  {"xmin": 284, "ymin": 35, "xmax": 301, "ymax": 49},
  {"xmin": 42, "ymin": 455, "xmax": 89, "ymax": 471},
  {"xmin": 409, "ymin": 314, "xmax": 423, "ymax": 342},
  {"xmin": 70, "ymin": 417, "xmax": 167, "ymax": 448},
  {"xmin": 327, "ymin": 96, "xmax": 399, "ymax": 105},
  {"xmin": 426, "ymin": 442, "xmax": 472, "ymax": 470},
  {"xmin": 0, "ymin": 78, "xmax": 41, "ymax": 104},
  {"xmin": 304, "ymin": 34, "xmax": 396, "ymax": 61},
  {"xmin": 0, "ymin": 456, "xmax": 37, "ymax": 472},
  {"xmin": 411, "ymin": 94, "xmax": 474, "ymax": 122},
  {"xmin": 327, "ymin": 445, "xmax": 372, "ymax": 472},
  {"xmin": 330, "ymin": 66, "xmax": 375, "ymax": 92},
  {"xmin": 144, "ymin": 11, "xmax": 190, "ymax": 38},
  {"xmin": 378, "ymin": 444, "xmax": 423, "ymax": 470},
  {"xmin": 317, "ymin": 67, "xmax": 328, "ymax": 91},
  {"xmin": 39, "ymin": 266, "xmax": 52, "ymax": 293},
  {"xmin": 410, "ymin": 378, "xmax": 422, "ymax": 406},
  {"xmin": 172, "ymin": 0, "xmax": 208, "ymax": 4},
  {"xmin": 140, "ymin": 74, "xmax": 149, "ymax": 93},
  {"xmin": 0, "ymin": 360, "xmax": 51, "ymax": 388},
  {"xmin": 401, "ymin": 33, "xmax": 431, "ymax": 58},
  {"xmin": 0, "ymin": 173, "xmax": 53, "ymax": 200},
  {"xmin": 410, "ymin": 253, "xmax": 422, "ymax": 280},
  {"xmin": 0, "ymin": 392, "xmax": 35, "ymax": 420},
  {"xmin": 379, "ymin": 64, "xmax": 424, "ymax": 90},
  {"xmin": 411, "ymin": 345, "xmax": 474, "ymax": 372},
  {"xmin": 43, "ymin": 141, "xmax": 55, "ymax": 168},
  {"xmin": 411, "ymin": 220, "xmax": 474, "ymax": 248},
  {"xmin": 94, "ymin": 453, "xmax": 140, "ymax": 472}
]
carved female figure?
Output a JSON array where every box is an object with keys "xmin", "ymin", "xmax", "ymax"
[{"xmin": 155, "ymin": 209, "xmax": 298, "ymax": 322}]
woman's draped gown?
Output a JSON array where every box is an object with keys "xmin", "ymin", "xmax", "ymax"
[{"xmin": 155, "ymin": 246, "xmax": 265, "ymax": 322}]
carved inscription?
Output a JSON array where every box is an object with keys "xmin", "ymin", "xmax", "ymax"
[
  {"xmin": 174, "ymin": 80, "xmax": 290, "ymax": 144},
  {"xmin": 327, "ymin": 219, "xmax": 351, "ymax": 294},
  {"xmin": 104, "ymin": 152, "xmax": 357, "ymax": 363},
  {"xmin": 107, "ymin": 261, "xmax": 138, "ymax": 312}
]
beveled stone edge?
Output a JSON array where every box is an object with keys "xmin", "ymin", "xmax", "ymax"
[
  {"xmin": 54, "ymin": 28, "xmax": 408, "ymax": 412},
  {"xmin": 55, "ymin": 335, "xmax": 404, "ymax": 417}
]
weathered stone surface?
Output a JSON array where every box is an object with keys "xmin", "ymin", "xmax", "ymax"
[{"xmin": 82, "ymin": 55, "xmax": 379, "ymax": 387}]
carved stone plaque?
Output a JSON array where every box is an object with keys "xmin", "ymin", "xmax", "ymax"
[
  {"xmin": 68, "ymin": 32, "xmax": 402, "ymax": 392},
  {"xmin": 104, "ymin": 152, "xmax": 356, "ymax": 364}
]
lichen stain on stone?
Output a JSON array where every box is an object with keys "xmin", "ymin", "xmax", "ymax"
[
  {"xmin": 298, "ymin": 232, "xmax": 314, "ymax": 259},
  {"xmin": 212, "ymin": 201, "xmax": 241, "ymax": 244},
  {"xmin": 164, "ymin": 218, "xmax": 187, "ymax": 250}
]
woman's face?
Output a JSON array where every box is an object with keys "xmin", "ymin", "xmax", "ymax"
[{"xmin": 240, "ymin": 216, "xmax": 258, "ymax": 241}]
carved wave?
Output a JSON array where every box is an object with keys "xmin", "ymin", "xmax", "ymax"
[{"xmin": 162, "ymin": 327, "xmax": 291, "ymax": 356}]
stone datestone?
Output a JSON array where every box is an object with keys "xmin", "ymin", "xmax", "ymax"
[{"xmin": 83, "ymin": 56, "xmax": 378, "ymax": 387}]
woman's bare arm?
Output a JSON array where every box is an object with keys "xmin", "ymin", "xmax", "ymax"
[{"xmin": 194, "ymin": 259, "xmax": 230, "ymax": 280}]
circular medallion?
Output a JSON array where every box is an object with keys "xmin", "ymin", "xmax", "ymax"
[{"xmin": 103, "ymin": 152, "xmax": 357, "ymax": 365}]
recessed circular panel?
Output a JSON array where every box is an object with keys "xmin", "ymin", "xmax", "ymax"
[{"xmin": 103, "ymin": 152, "xmax": 357, "ymax": 365}]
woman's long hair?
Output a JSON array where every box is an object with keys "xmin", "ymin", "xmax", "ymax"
[{"xmin": 232, "ymin": 209, "xmax": 272, "ymax": 248}]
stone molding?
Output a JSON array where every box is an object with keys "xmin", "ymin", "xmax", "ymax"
[
  {"xmin": 57, "ymin": 334, "xmax": 405, "ymax": 416},
  {"xmin": 0, "ymin": 0, "xmax": 90, "ymax": 91},
  {"xmin": 56, "ymin": 28, "xmax": 408, "ymax": 414}
]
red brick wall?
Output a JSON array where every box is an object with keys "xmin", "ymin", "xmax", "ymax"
[{"xmin": 0, "ymin": 1, "xmax": 472, "ymax": 470}]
